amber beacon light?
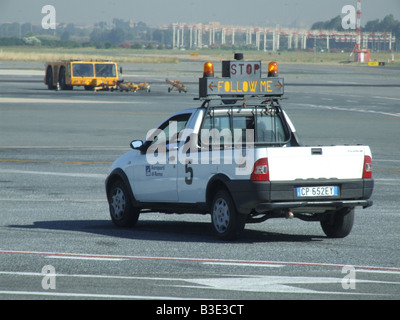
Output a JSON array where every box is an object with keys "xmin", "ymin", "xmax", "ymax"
[
  {"xmin": 268, "ymin": 62, "xmax": 278, "ymax": 77},
  {"xmin": 203, "ymin": 62, "xmax": 214, "ymax": 77}
]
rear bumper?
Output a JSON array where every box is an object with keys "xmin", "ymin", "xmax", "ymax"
[
  {"xmin": 255, "ymin": 199, "xmax": 373, "ymax": 213},
  {"xmin": 226, "ymin": 178, "xmax": 374, "ymax": 214}
]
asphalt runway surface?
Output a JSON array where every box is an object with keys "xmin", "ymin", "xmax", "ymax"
[{"xmin": 0, "ymin": 59, "xmax": 400, "ymax": 302}]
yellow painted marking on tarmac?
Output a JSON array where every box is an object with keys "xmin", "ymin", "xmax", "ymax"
[{"xmin": 0, "ymin": 159, "xmax": 112, "ymax": 165}]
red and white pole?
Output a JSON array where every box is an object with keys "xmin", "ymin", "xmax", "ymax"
[{"xmin": 356, "ymin": 0, "xmax": 362, "ymax": 50}]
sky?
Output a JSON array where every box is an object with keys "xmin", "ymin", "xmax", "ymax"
[{"xmin": 1, "ymin": 0, "xmax": 400, "ymax": 28}]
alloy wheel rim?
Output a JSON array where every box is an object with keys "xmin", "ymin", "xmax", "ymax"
[
  {"xmin": 213, "ymin": 198, "xmax": 230, "ymax": 233},
  {"xmin": 111, "ymin": 188, "xmax": 126, "ymax": 220}
]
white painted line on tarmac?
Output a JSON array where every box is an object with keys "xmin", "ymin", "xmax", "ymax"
[
  {"xmin": 356, "ymin": 269, "xmax": 400, "ymax": 275},
  {"xmin": 0, "ymin": 270, "xmax": 212, "ymax": 290},
  {"xmin": 0, "ymin": 271, "xmax": 171, "ymax": 282},
  {"xmin": 2, "ymin": 249, "xmax": 400, "ymax": 273},
  {"xmin": 45, "ymin": 255, "xmax": 127, "ymax": 261},
  {"xmin": 0, "ymin": 169, "xmax": 106, "ymax": 179},
  {"xmin": 373, "ymin": 96, "xmax": 400, "ymax": 101},
  {"xmin": 292, "ymin": 103, "xmax": 400, "ymax": 118},
  {"xmin": 1, "ymin": 271, "xmax": 394, "ymax": 297},
  {"xmin": 202, "ymin": 262, "xmax": 284, "ymax": 268},
  {"xmin": 0, "ymin": 146, "xmax": 128, "ymax": 151},
  {"xmin": 0, "ymin": 198, "xmax": 106, "ymax": 202},
  {"xmin": 0, "ymin": 70, "xmax": 43, "ymax": 76},
  {"xmin": 0, "ymin": 290, "xmax": 194, "ymax": 300},
  {"xmin": 177, "ymin": 276, "xmax": 394, "ymax": 295}
]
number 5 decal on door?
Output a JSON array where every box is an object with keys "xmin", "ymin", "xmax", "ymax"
[{"xmin": 185, "ymin": 162, "xmax": 193, "ymax": 185}]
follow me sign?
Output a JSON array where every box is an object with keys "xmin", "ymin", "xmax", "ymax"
[{"xmin": 199, "ymin": 60, "xmax": 284, "ymax": 98}]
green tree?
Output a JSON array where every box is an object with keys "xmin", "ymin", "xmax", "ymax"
[
  {"xmin": 363, "ymin": 15, "xmax": 400, "ymax": 39},
  {"xmin": 90, "ymin": 29, "xmax": 103, "ymax": 43},
  {"xmin": 107, "ymin": 28, "xmax": 125, "ymax": 45},
  {"xmin": 364, "ymin": 19, "xmax": 380, "ymax": 32},
  {"xmin": 60, "ymin": 31, "xmax": 70, "ymax": 41},
  {"xmin": 326, "ymin": 16, "xmax": 342, "ymax": 30},
  {"xmin": 381, "ymin": 15, "xmax": 396, "ymax": 32},
  {"xmin": 311, "ymin": 16, "xmax": 342, "ymax": 31}
]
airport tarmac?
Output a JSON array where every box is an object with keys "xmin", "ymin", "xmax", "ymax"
[{"xmin": 0, "ymin": 60, "xmax": 399, "ymax": 300}]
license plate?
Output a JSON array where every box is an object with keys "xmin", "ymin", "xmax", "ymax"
[{"xmin": 296, "ymin": 186, "xmax": 339, "ymax": 197}]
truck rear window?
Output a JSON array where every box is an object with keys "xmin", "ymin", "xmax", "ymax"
[{"xmin": 201, "ymin": 107, "xmax": 290, "ymax": 147}]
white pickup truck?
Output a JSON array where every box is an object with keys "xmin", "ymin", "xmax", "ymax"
[{"xmin": 105, "ymin": 56, "xmax": 374, "ymax": 240}]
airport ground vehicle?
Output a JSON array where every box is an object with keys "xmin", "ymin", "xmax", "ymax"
[
  {"xmin": 117, "ymin": 80, "xmax": 151, "ymax": 93},
  {"xmin": 44, "ymin": 60, "xmax": 120, "ymax": 91},
  {"xmin": 166, "ymin": 78, "xmax": 187, "ymax": 93},
  {"xmin": 105, "ymin": 55, "xmax": 374, "ymax": 240}
]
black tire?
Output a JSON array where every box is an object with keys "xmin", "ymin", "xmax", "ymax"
[
  {"xmin": 211, "ymin": 189, "xmax": 246, "ymax": 240},
  {"xmin": 107, "ymin": 180, "xmax": 140, "ymax": 228},
  {"xmin": 46, "ymin": 67, "xmax": 56, "ymax": 90},
  {"xmin": 59, "ymin": 67, "xmax": 73, "ymax": 90},
  {"xmin": 320, "ymin": 207, "xmax": 355, "ymax": 238}
]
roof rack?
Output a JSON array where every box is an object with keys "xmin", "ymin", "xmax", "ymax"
[{"xmin": 198, "ymin": 95, "xmax": 284, "ymax": 114}]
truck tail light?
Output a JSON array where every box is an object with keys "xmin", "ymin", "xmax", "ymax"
[
  {"xmin": 363, "ymin": 155, "xmax": 372, "ymax": 179},
  {"xmin": 251, "ymin": 158, "xmax": 269, "ymax": 181}
]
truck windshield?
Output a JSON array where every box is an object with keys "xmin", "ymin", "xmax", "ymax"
[
  {"xmin": 95, "ymin": 64, "xmax": 116, "ymax": 77},
  {"xmin": 72, "ymin": 63, "xmax": 94, "ymax": 77}
]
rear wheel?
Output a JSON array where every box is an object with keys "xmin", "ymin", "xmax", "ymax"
[
  {"xmin": 320, "ymin": 207, "xmax": 355, "ymax": 238},
  {"xmin": 211, "ymin": 189, "xmax": 246, "ymax": 240},
  {"xmin": 107, "ymin": 180, "xmax": 140, "ymax": 227},
  {"xmin": 46, "ymin": 67, "xmax": 56, "ymax": 90}
]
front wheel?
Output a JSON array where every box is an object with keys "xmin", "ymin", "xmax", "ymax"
[
  {"xmin": 211, "ymin": 189, "xmax": 246, "ymax": 240},
  {"xmin": 320, "ymin": 207, "xmax": 355, "ymax": 238},
  {"xmin": 107, "ymin": 180, "xmax": 140, "ymax": 227}
]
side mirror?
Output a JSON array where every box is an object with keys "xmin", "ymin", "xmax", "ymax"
[
  {"xmin": 130, "ymin": 140, "xmax": 143, "ymax": 149},
  {"xmin": 119, "ymin": 67, "xmax": 123, "ymax": 74}
]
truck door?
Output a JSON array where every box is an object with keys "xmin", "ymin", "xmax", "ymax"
[
  {"xmin": 176, "ymin": 111, "xmax": 225, "ymax": 203},
  {"xmin": 132, "ymin": 113, "xmax": 191, "ymax": 203}
]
